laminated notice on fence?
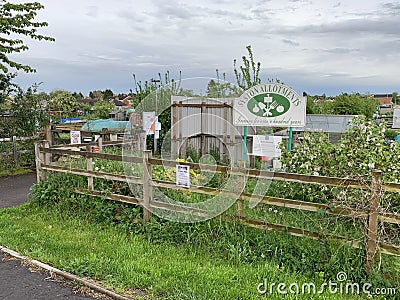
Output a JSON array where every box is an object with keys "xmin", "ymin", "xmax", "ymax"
[
  {"xmin": 176, "ymin": 164, "xmax": 190, "ymax": 188},
  {"xmin": 70, "ymin": 130, "xmax": 81, "ymax": 145}
]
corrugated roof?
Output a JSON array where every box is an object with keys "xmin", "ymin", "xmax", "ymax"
[{"xmin": 295, "ymin": 115, "xmax": 358, "ymax": 133}]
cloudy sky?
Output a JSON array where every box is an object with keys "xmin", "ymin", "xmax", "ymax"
[{"xmin": 9, "ymin": 0, "xmax": 400, "ymax": 96}]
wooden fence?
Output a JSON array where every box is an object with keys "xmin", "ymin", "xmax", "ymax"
[
  {"xmin": 0, "ymin": 136, "xmax": 37, "ymax": 166},
  {"xmin": 35, "ymin": 140, "xmax": 400, "ymax": 272}
]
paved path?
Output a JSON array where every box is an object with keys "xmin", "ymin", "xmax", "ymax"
[
  {"xmin": 0, "ymin": 173, "xmax": 105, "ymax": 299},
  {"xmin": 0, "ymin": 252, "xmax": 98, "ymax": 300},
  {"xmin": 0, "ymin": 173, "xmax": 36, "ymax": 208}
]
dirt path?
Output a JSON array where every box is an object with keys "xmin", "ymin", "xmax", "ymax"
[{"xmin": 0, "ymin": 173, "xmax": 108, "ymax": 299}]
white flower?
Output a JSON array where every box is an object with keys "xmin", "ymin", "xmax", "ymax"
[{"xmin": 368, "ymin": 162, "xmax": 375, "ymax": 169}]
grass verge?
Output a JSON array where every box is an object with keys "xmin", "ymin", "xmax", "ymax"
[
  {"xmin": 0, "ymin": 166, "xmax": 33, "ymax": 177},
  {"xmin": 0, "ymin": 201, "xmax": 398, "ymax": 299}
]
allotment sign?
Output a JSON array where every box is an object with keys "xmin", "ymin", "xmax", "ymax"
[{"xmin": 233, "ymin": 83, "xmax": 306, "ymax": 127}]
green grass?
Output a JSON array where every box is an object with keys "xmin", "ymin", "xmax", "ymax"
[
  {"xmin": 0, "ymin": 166, "xmax": 33, "ymax": 177},
  {"xmin": 0, "ymin": 201, "xmax": 397, "ymax": 299}
]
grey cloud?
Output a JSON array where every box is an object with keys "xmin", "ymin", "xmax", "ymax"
[
  {"xmin": 323, "ymin": 47, "xmax": 360, "ymax": 54},
  {"xmin": 85, "ymin": 6, "xmax": 99, "ymax": 18},
  {"xmin": 382, "ymin": 2, "xmax": 400, "ymax": 11},
  {"xmin": 282, "ymin": 39, "xmax": 299, "ymax": 46},
  {"xmin": 155, "ymin": 2, "xmax": 200, "ymax": 20},
  {"xmin": 275, "ymin": 18, "xmax": 400, "ymax": 36}
]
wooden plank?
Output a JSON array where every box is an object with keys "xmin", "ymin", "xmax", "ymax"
[
  {"xmin": 0, "ymin": 150, "xmax": 31, "ymax": 156},
  {"xmin": 74, "ymin": 189, "xmax": 139, "ymax": 205},
  {"xmin": 74, "ymin": 188, "xmax": 209, "ymax": 217},
  {"xmin": 220, "ymin": 214, "xmax": 363, "ymax": 249},
  {"xmin": 379, "ymin": 242, "xmax": 400, "ymax": 257},
  {"xmin": 41, "ymin": 165, "xmax": 142, "ymax": 185},
  {"xmin": 40, "ymin": 147, "xmax": 142, "ymax": 163},
  {"xmin": 149, "ymin": 158, "xmax": 229, "ymax": 173},
  {"xmin": 247, "ymin": 169, "xmax": 367, "ymax": 189},
  {"xmin": 379, "ymin": 212, "xmax": 400, "ymax": 224},
  {"xmin": 172, "ymin": 103, "xmax": 232, "ymax": 108},
  {"xmin": 0, "ymin": 136, "xmax": 37, "ymax": 142},
  {"xmin": 382, "ymin": 182, "xmax": 400, "ymax": 193},
  {"xmin": 242, "ymin": 194, "xmax": 369, "ymax": 218}
]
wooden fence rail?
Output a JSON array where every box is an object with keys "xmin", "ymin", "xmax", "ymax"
[
  {"xmin": 35, "ymin": 140, "xmax": 400, "ymax": 272},
  {"xmin": 0, "ymin": 136, "xmax": 38, "ymax": 165}
]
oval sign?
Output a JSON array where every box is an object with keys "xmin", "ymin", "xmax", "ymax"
[{"xmin": 247, "ymin": 93, "xmax": 290, "ymax": 117}]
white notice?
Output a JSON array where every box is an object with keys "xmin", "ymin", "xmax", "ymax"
[
  {"xmin": 176, "ymin": 164, "xmax": 190, "ymax": 188},
  {"xmin": 70, "ymin": 130, "xmax": 81, "ymax": 145}
]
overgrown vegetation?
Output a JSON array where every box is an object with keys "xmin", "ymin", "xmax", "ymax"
[{"xmin": 22, "ymin": 122, "xmax": 400, "ymax": 298}]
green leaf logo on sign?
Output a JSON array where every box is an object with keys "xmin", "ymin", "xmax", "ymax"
[{"xmin": 247, "ymin": 93, "xmax": 290, "ymax": 117}]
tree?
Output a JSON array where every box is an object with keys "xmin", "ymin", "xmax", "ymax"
[
  {"xmin": 0, "ymin": 0, "xmax": 55, "ymax": 74},
  {"xmin": 90, "ymin": 100, "xmax": 114, "ymax": 119},
  {"xmin": 392, "ymin": 92, "xmax": 398, "ymax": 105},
  {"xmin": 48, "ymin": 90, "xmax": 77, "ymax": 114},
  {"xmin": 206, "ymin": 70, "xmax": 240, "ymax": 98},
  {"xmin": 72, "ymin": 91, "xmax": 84, "ymax": 99},
  {"xmin": 0, "ymin": 84, "xmax": 49, "ymax": 137},
  {"xmin": 233, "ymin": 45, "xmax": 261, "ymax": 90},
  {"xmin": 89, "ymin": 90, "xmax": 103, "ymax": 99},
  {"xmin": 331, "ymin": 93, "xmax": 377, "ymax": 118},
  {"xmin": 103, "ymin": 89, "xmax": 113, "ymax": 100}
]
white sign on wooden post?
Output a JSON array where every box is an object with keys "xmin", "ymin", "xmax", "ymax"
[
  {"xmin": 70, "ymin": 130, "xmax": 81, "ymax": 145},
  {"xmin": 176, "ymin": 164, "xmax": 190, "ymax": 188},
  {"xmin": 143, "ymin": 112, "xmax": 155, "ymax": 135}
]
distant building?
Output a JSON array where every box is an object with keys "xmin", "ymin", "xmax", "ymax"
[{"xmin": 373, "ymin": 94, "xmax": 392, "ymax": 105}]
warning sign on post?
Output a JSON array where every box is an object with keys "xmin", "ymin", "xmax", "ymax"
[
  {"xmin": 70, "ymin": 130, "xmax": 81, "ymax": 145},
  {"xmin": 176, "ymin": 164, "xmax": 190, "ymax": 188}
]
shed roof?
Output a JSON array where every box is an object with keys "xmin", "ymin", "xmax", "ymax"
[{"xmin": 295, "ymin": 115, "xmax": 358, "ymax": 133}]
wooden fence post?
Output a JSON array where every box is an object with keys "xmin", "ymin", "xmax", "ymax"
[
  {"xmin": 142, "ymin": 150, "xmax": 153, "ymax": 224},
  {"xmin": 45, "ymin": 124, "xmax": 52, "ymax": 146},
  {"xmin": 34, "ymin": 141, "xmax": 42, "ymax": 183},
  {"xmin": 43, "ymin": 140, "xmax": 51, "ymax": 167},
  {"xmin": 236, "ymin": 160, "xmax": 245, "ymax": 218},
  {"xmin": 366, "ymin": 170, "xmax": 382, "ymax": 272},
  {"xmin": 97, "ymin": 137, "xmax": 103, "ymax": 153},
  {"xmin": 172, "ymin": 101, "xmax": 178, "ymax": 159},
  {"xmin": 12, "ymin": 136, "xmax": 18, "ymax": 166},
  {"xmin": 86, "ymin": 145, "xmax": 94, "ymax": 191}
]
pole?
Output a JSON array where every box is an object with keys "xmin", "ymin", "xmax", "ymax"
[
  {"xmin": 152, "ymin": 78, "xmax": 160, "ymax": 156},
  {"xmin": 243, "ymin": 126, "xmax": 247, "ymax": 166},
  {"xmin": 288, "ymin": 127, "xmax": 293, "ymax": 151}
]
